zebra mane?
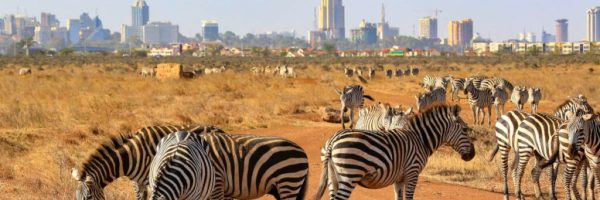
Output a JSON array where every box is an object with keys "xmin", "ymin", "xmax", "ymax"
[
  {"xmin": 408, "ymin": 103, "xmax": 455, "ymax": 123},
  {"xmin": 77, "ymin": 133, "xmax": 137, "ymax": 178},
  {"xmin": 554, "ymin": 97, "xmax": 584, "ymax": 113}
]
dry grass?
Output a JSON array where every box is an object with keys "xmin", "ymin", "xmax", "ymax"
[{"xmin": 0, "ymin": 58, "xmax": 598, "ymax": 199}]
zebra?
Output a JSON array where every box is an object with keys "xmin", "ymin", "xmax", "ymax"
[
  {"xmin": 422, "ymin": 75, "xmax": 450, "ymax": 91},
  {"xmin": 314, "ymin": 104, "xmax": 475, "ymax": 200},
  {"xmin": 480, "ymin": 77, "xmax": 514, "ymax": 92},
  {"xmin": 529, "ymin": 87, "xmax": 542, "ymax": 114},
  {"xmin": 72, "ymin": 125, "xmax": 310, "ymax": 200},
  {"xmin": 355, "ymin": 103, "xmax": 414, "ymax": 131},
  {"xmin": 449, "ymin": 77, "xmax": 465, "ymax": 102},
  {"xmin": 335, "ymin": 85, "xmax": 375, "ymax": 129},
  {"xmin": 567, "ymin": 113, "xmax": 600, "ymax": 200},
  {"xmin": 466, "ymin": 76, "xmax": 488, "ymax": 89},
  {"xmin": 367, "ymin": 67, "xmax": 376, "ymax": 79},
  {"xmin": 149, "ymin": 131, "xmax": 215, "ymax": 200},
  {"xmin": 488, "ymin": 96, "xmax": 594, "ymax": 200},
  {"xmin": 511, "ymin": 97, "xmax": 594, "ymax": 200},
  {"xmin": 356, "ymin": 67, "xmax": 363, "ymax": 77},
  {"xmin": 386, "ymin": 69, "xmax": 393, "ymax": 79},
  {"xmin": 415, "ymin": 87, "xmax": 446, "ymax": 111},
  {"xmin": 511, "ymin": 86, "xmax": 529, "ymax": 111},
  {"xmin": 344, "ymin": 67, "xmax": 354, "ymax": 77},
  {"xmin": 395, "ymin": 68, "xmax": 403, "ymax": 78},
  {"xmin": 411, "ymin": 67, "xmax": 420, "ymax": 76},
  {"xmin": 141, "ymin": 67, "xmax": 156, "ymax": 77},
  {"xmin": 19, "ymin": 67, "xmax": 32, "ymax": 75},
  {"xmin": 491, "ymin": 85, "xmax": 509, "ymax": 119},
  {"xmin": 404, "ymin": 68, "xmax": 411, "ymax": 76},
  {"xmin": 463, "ymin": 78, "xmax": 494, "ymax": 126}
]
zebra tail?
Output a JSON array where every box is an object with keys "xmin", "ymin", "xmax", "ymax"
[
  {"xmin": 313, "ymin": 157, "xmax": 329, "ymax": 200},
  {"xmin": 357, "ymin": 75, "xmax": 368, "ymax": 84},
  {"xmin": 363, "ymin": 95, "xmax": 375, "ymax": 101},
  {"xmin": 486, "ymin": 144, "xmax": 499, "ymax": 162}
]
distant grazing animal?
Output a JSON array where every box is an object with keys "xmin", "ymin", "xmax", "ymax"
[
  {"xmin": 140, "ymin": 67, "xmax": 156, "ymax": 77},
  {"xmin": 19, "ymin": 68, "xmax": 32, "ymax": 75},
  {"xmin": 449, "ymin": 77, "xmax": 465, "ymax": 101},
  {"xmin": 149, "ymin": 131, "xmax": 215, "ymax": 200},
  {"xmin": 395, "ymin": 68, "xmax": 403, "ymax": 78},
  {"xmin": 344, "ymin": 67, "xmax": 354, "ymax": 78},
  {"xmin": 464, "ymin": 78, "xmax": 494, "ymax": 126},
  {"xmin": 481, "ymin": 77, "xmax": 514, "ymax": 92},
  {"xmin": 528, "ymin": 87, "xmax": 542, "ymax": 114},
  {"xmin": 415, "ymin": 87, "xmax": 446, "ymax": 111},
  {"xmin": 336, "ymin": 85, "xmax": 375, "ymax": 129},
  {"xmin": 491, "ymin": 85, "xmax": 508, "ymax": 118},
  {"xmin": 386, "ymin": 69, "xmax": 393, "ymax": 79},
  {"xmin": 356, "ymin": 68, "xmax": 363, "ymax": 77},
  {"xmin": 355, "ymin": 103, "xmax": 414, "ymax": 131},
  {"xmin": 367, "ymin": 67, "xmax": 376, "ymax": 79},
  {"xmin": 314, "ymin": 104, "xmax": 475, "ymax": 200},
  {"xmin": 422, "ymin": 75, "xmax": 451, "ymax": 91},
  {"xmin": 511, "ymin": 86, "xmax": 529, "ymax": 111},
  {"xmin": 251, "ymin": 66, "xmax": 262, "ymax": 75},
  {"xmin": 411, "ymin": 67, "xmax": 420, "ymax": 76}
]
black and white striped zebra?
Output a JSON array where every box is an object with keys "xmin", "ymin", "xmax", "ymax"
[
  {"xmin": 449, "ymin": 77, "xmax": 465, "ymax": 102},
  {"xmin": 411, "ymin": 67, "xmax": 420, "ymax": 76},
  {"xmin": 511, "ymin": 97, "xmax": 594, "ymax": 200},
  {"xmin": 415, "ymin": 87, "xmax": 446, "ymax": 111},
  {"xmin": 335, "ymin": 85, "xmax": 375, "ymax": 129},
  {"xmin": 72, "ymin": 125, "xmax": 309, "ymax": 200},
  {"xmin": 466, "ymin": 75, "xmax": 488, "ymax": 89},
  {"xmin": 313, "ymin": 104, "xmax": 475, "ymax": 200},
  {"xmin": 148, "ymin": 131, "xmax": 215, "ymax": 200},
  {"xmin": 422, "ymin": 75, "xmax": 450, "ymax": 91},
  {"xmin": 511, "ymin": 86, "xmax": 529, "ymax": 111},
  {"xmin": 463, "ymin": 78, "xmax": 494, "ymax": 126},
  {"xmin": 395, "ymin": 68, "xmax": 404, "ymax": 78},
  {"xmin": 480, "ymin": 77, "xmax": 514, "ymax": 92},
  {"xmin": 528, "ymin": 87, "xmax": 542, "ymax": 114},
  {"xmin": 567, "ymin": 113, "xmax": 600, "ymax": 199},
  {"xmin": 368, "ymin": 67, "xmax": 376, "ymax": 79},
  {"xmin": 355, "ymin": 103, "xmax": 414, "ymax": 131},
  {"xmin": 491, "ymin": 85, "xmax": 508, "ymax": 119},
  {"xmin": 386, "ymin": 69, "xmax": 393, "ymax": 79},
  {"xmin": 344, "ymin": 67, "xmax": 354, "ymax": 77}
]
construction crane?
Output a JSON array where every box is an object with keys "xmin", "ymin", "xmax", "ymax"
[{"xmin": 413, "ymin": 9, "xmax": 443, "ymax": 19}]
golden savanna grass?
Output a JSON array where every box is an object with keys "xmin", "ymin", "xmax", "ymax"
[{"xmin": 0, "ymin": 57, "xmax": 599, "ymax": 199}]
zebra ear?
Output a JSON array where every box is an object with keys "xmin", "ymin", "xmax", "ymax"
[
  {"xmin": 71, "ymin": 168, "xmax": 81, "ymax": 180},
  {"xmin": 405, "ymin": 107, "xmax": 413, "ymax": 115},
  {"xmin": 452, "ymin": 104, "xmax": 461, "ymax": 116}
]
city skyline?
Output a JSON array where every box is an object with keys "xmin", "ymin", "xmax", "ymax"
[{"xmin": 0, "ymin": 0, "xmax": 598, "ymax": 41}]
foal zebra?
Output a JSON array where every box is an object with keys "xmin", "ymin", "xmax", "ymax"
[
  {"xmin": 464, "ymin": 78, "xmax": 494, "ymax": 126},
  {"xmin": 149, "ymin": 131, "xmax": 215, "ymax": 200},
  {"xmin": 355, "ymin": 103, "xmax": 414, "ymax": 131},
  {"xmin": 511, "ymin": 86, "xmax": 529, "ymax": 111},
  {"xmin": 72, "ymin": 125, "xmax": 309, "ymax": 200},
  {"xmin": 314, "ymin": 104, "xmax": 475, "ymax": 200},
  {"xmin": 528, "ymin": 87, "xmax": 542, "ymax": 114},
  {"xmin": 336, "ymin": 85, "xmax": 375, "ymax": 129}
]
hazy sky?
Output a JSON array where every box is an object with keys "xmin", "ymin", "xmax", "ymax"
[{"xmin": 0, "ymin": 0, "xmax": 598, "ymax": 41}]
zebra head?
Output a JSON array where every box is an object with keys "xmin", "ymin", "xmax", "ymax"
[
  {"xmin": 463, "ymin": 79, "xmax": 474, "ymax": 94},
  {"xmin": 72, "ymin": 168, "xmax": 105, "ymax": 200},
  {"xmin": 387, "ymin": 107, "xmax": 415, "ymax": 130},
  {"xmin": 443, "ymin": 105, "xmax": 476, "ymax": 161},
  {"xmin": 563, "ymin": 110, "xmax": 587, "ymax": 157}
]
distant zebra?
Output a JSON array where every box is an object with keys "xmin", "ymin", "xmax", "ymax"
[
  {"xmin": 404, "ymin": 68, "xmax": 411, "ymax": 76},
  {"xmin": 513, "ymin": 112, "xmax": 587, "ymax": 200},
  {"xmin": 141, "ymin": 67, "xmax": 156, "ymax": 77},
  {"xmin": 367, "ymin": 67, "xmax": 376, "ymax": 79},
  {"xmin": 386, "ymin": 69, "xmax": 393, "ymax": 79},
  {"xmin": 511, "ymin": 86, "xmax": 529, "ymax": 111},
  {"xmin": 356, "ymin": 68, "xmax": 363, "ymax": 77},
  {"xmin": 149, "ymin": 131, "xmax": 215, "ymax": 200},
  {"xmin": 449, "ymin": 77, "xmax": 465, "ymax": 102},
  {"xmin": 335, "ymin": 85, "xmax": 375, "ymax": 129},
  {"xmin": 395, "ymin": 68, "xmax": 403, "ymax": 78},
  {"xmin": 355, "ymin": 103, "xmax": 414, "ymax": 131},
  {"xmin": 411, "ymin": 67, "xmax": 420, "ymax": 76},
  {"xmin": 415, "ymin": 87, "xmax": 446, "ymax": 111},
  {"xmin": 491, "ymin": 85, "xmax": 508, "ymax": 119},
  {"xmin": 423, "ymin": 75, "xmax": 451, "ymax": 91},
  {"xmin": 466, "ymin": 76, "xmax": 488, "ymax": 89},
  {"xmin": 314, "ymin": 104, "xmax": 475, "ymax": 200},
  {"xmin": 464, "ymin": 78, "xmax": 494, "ymax": 126},
  {"xmin": 528, "ymin": 87, "xmax": 542, "ymax": 114},
  {"xmin": 480, "ymin": 77, "xmax": 514, "ymax": 92},
  {"xmin": 344, "ymin": 67, "xmax": 354, "ymax": 77}
]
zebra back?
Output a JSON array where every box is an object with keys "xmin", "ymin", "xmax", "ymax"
[
  {"xmin": 554, "ymin": 96, "xmax": 594, "ymax": 120},
  {"xmin": 356, "ymin": 103, "xmax": 414, "ymax": 131}
]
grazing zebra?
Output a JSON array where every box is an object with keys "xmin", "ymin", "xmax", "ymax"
[
  {"xmin": 386, "ymin": 69, "xmax": 393, "ymax": 79},
  {"xmin": 404, "ymin": 68, "xmax": 411, "ymax": 76},
  {"xmin": 395, "ymin": 68, "xmax": 403, "ymax": 78},
  {"xmin": 141, "ymin": 67, "xmax": 156, "ymax": 77},
  {"xmin": 464, "ymin": 79, "xmax": 494, "ymax": 126},
  {"xmin": 415, "ymin": 87, "xmax": 446, "ymax": 111},
  {"xmin": 335, "ymin": 85, "xmax": 375, "ymax": 129},
  {"xmin": 72, "ymin": 125, "xmax": 309, "ymax": 200},
  {"xmin": 149, "ymin": 131, "xmax": 215, "ymax": 200},
  {"xmin": 355, "ymin": 103, "xmax": 414, "ymax": 131},
  {"xmin": 510, "ymin": 97, "xmax": 594, "ymax": 200},
  {"xmin": 72, "ymin": 125, "xmax": 223, "ymax": 200},
  {"xmin": 466, "ymin": 76, "xmax": 488, "ymax": 89},
  {"xmin": 356, "ymin": 68, "xmax": 363, "ymax": 77},
  {"xmin": 367, "ymin": 67, "xmax": 376, "ymax": 79},
  {"xmin": 422, "ymin": 75, "xmax": 450, "ymax": 91},
  {"xmin": 344, "ymin": 67, "xmax": 354, "ymax": 77},
  {"xmin": 314, "ymin": 104, "xmax": 475, "ymax": 200},
  {"xmin": 19, "ymin": 67, "xmax": 32, "ymax": 75},
  {"xmin": 529, "ymin": 87, "xmax": 542, "ymax": 114},
  {"xmin": 511, "ymin": 86, "xmax": 529, "ymax": 111},
  {"xmin": 449, "ymin": 77, "xmax": 465, "ymax": 102},
  {"xmin": 491, "ymin": 85, "xmax": 509, "ymax": 119},
  {"xmin": 411, "ymin": 67, "xmax": 419, "ymax": 76},
  {"xmin": 480, "ymin": 77, "xmax": 514, "ymax": 92}
]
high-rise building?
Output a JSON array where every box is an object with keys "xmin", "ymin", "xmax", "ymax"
[
  {"xmin": 80, "ymin": 13, "xmax": 94, "ymax": 29},
  {"xmin": 555, "ymin": 19, "xmax": 568, "ymax": 42},
  {"xmin": 142, "ymin": 22, "xmax": 179, "ymax": 44},
  {"xmin": 350, "ymin": 20, "xmax": 377, "ymax": 44},
  {"xmin": 41, "ymin": 12, "xmax": 59, "ymax": 27},
  {"xmin": 132, "ymin": 0, "xmax": 149, "ymax": 27},
  {"xmin": 587, "ymin": 6, "xmax": 600, "ymax": 42},
  {"xmin": 201, "ymin": 20, "xmax": 219, "ymax": 41},
  {"xmin": 308, "ymin": 31, "xmax": 326, "ymax": 49},
  {"xmin": 418, "ymin": 16, "xmax": 438, "ymax": 39},
  {"xmin": 541, "ymin": 29, "xmax": 556, "ymax": 43},
  {"xmin": 0, "ymin": 19, "xmax": 4, "ymax": 34},
  {"xmin": 319, "ymin": 0, "xmax": 345, "ymax": 39},
  {"xmin": 4, "ymin": 15, "xmax": 16, "ymax": 35},
  {"xmin": 67, "ymin": 19, "xmax": 81, "ymax": 44},
  {"xmin": 518, "ymin": 32, "xmax": 536, "ymax": 43},
  {"xmin": 448, "ymin": 19, "xmax": 473, "ymax": 46},
  {"xmin": 377, "ymin": 3, "xmax": 398, "ymax": 40}
]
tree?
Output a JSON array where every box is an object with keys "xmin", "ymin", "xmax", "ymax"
[
  {"xmin": 59, "ymin": 48, "xmax": 75, "ymax": 56},
  {"xmin": 322, "ymin": 42, "xmax": 337, "ymax": 56}
]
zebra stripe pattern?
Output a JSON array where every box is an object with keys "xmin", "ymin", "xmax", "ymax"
[
  {"xmin": 480, "ymin": 77, "xmax": 514, "ymax": 92},
  {"xmin": 464, "ymin": 78, "xmax": 494, "ymax": 126},
  {"xmin": 511, "ymin": 86, "xmax": 529, "ymax": 111},
  {"xmin": 528, "ymin": 87, "xmax": 542, "ymax": 114},
  {"xmin": 450, "ymin": 77, "xmax": 465, "ymax": 102},
  {"xmin": 355, "ymin": 103, "xmax": 414, "ymax": 131},
  {"xmin": 314, "ymin": 104, "xmax": 475, "ymax": 200},
  {"xmin": 149, "ymin": 131, "xmax": 215, "ymax": 200},
  {"xmin": 415, "ymin": 87, "xmax": 446, "ymax": 111},
  {"xmin": 336, "ymin": 85, "xmax": 374, "ymax": 129},
  {"xmin": 344, "ymin": 67, "xmax": 354, "ymax": 77},
  {"xmin": 367, "ymin": 67, "xmax": 375, "ymax": 79},
  {"xmin": 491, "ymin": 85, "xmax": 509, "ymax": 118},
  {"xmin": 422, "ymin": 75, "xmax": 450, "ymax": 91}
]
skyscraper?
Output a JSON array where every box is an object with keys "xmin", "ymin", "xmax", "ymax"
[
  {"xmin": 541, "ymin": 29, "xmax": 556, "ymax": 43},
  {"xmin": 418, "ymin": 16, "xmax": 438, "ymax": 39},
  {"xmin": 132, "ymin": 0, "xmax": 149, "ymax": 27},
  {"xmin": 67, "ymin": 19, "xmax": 81, "ymax": 44},
  {"xmin": 587, "ymin": 6, "xmax": 600, "ymax": 42},
  {"xmin": 202, "ymin": 20, "xmax": 219, "ymax": 41},
  {"xmin": 448, "ymin": 19, "xmax": 473, "ymax": 46},
  {"xmin": 319, "ymin": 0, "xmax": 345, "ymax": 39},
  {"xmin": 350, "ymin": 20, "xmax": 377, "ymax": 44},
  {"xmin": 41, "ymin": 12, "xmax": 59, "ymax": 27},
  {"xmin": 377, "ymin": 3, "xmax": 399, "ymax": 40},
  {"xmin": 555, "ymin": 19, "xmax": 568, "ymax": 42},
  {"xmin": 4, "ymin": 15, "xmax": 16, "ymax": 35}
]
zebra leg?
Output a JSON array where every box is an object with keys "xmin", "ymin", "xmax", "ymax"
[
  {"xmin": 349, "ymin": 108, "xmax": 355, "ymax": 129},
  {"xmin": 500, "ymin": 147, "xmax": 511, "ymax": 200},
  {"xmin": 569, "ymin": 162, "xmax": 583, "ymax": 200},
  {"xmin": 404, "ymin": 174, "xmax": 420, "ymax": 200},
  {"xmin": 514, "ymin": 149, "xmax": 532, "ymax": 200},
  {"xmin": 549, "ymin": 163, "xmax": 558, "ymax": 200},
  {"xmin": 530, "ymin": 155, "xmax": 545, "ymax": 200},
  {"xmin": 331, "ymin": 176, "xmax": 359, "ymax": 200},
  {"xmin": 471, "ymin": 106, "xmax": 478, "ymax": 125},
  {"xmin": 341, "ymin": 107, "xmax": 346, "ymax": 129},
  {"xmin": 487, "ymin": 105, "xmax": 493, "ymax": 127},
  {"xmin": 394, "ymin": 181, "xmax": 404, "ymax": 200},
  {"xmin": 134, "ymin": 182, "xmax": 148, "ymax": 200}
]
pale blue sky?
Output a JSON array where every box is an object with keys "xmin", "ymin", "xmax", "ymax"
[{"xmin": 0, "ymin": 0, "xmax": 598, "ymax": 41}]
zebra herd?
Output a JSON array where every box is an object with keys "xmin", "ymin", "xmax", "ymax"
[
  {"xmin": 343, "ymin": 66, "xmax": 419, "ymax": 79},
  {"xmin": 252, "ymin": 65, "xmax": 296, "ymax": 77}
]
